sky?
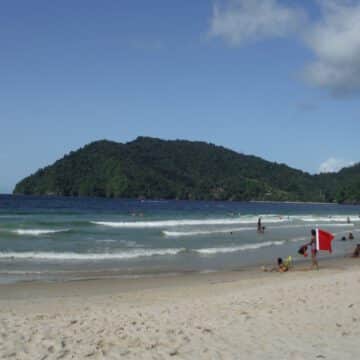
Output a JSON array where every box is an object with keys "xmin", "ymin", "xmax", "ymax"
[{"xmin": 1, "ymin": 0, "xmax": 360, "ymax": 193}]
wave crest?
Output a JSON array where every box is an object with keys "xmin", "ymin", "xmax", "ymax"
[
  {"xmin": 0, "ymin": 248, "xmax": 184, "ymax": 260},
  {"xmin": 163, "ymin": 227, "xmax": 254, "ymax": 237},
  {"xmin": 195, "ymin": 241, "xmax": 285, "ymax": 255},
  {"xmin": 11, "ymin": 229, "xmax": 70, "ymax": 236},
  {"xmin": 92, "ymin": 217, "xmax": 287, "ymax": 228}
]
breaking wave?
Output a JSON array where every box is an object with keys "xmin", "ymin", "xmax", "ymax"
[
  {"xmin": 163, "ymin": 227, "xmax": 254, "ymax": 237},
  {"xmin": 0, "ymin": 248, "xmax": 185, "ymax": 261},
  {"xmin": 11, "ymin": 229, "xmax": 70, "ymax": 236},
  {"xmin": 195, "ymin": 240, "xmax": 285, "ymax": 255},
  {"xmin": 92, "ymin": 217, "xmax": 287, "ymax": 228},
  {"xmin": 292, "ymin": 215, "xmax": 360, "ymax": 223}
]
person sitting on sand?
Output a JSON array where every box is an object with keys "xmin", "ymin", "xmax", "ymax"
[
  {"xmin": 277, "ymin": 257, "xmax": 289, "ymax": 272},
  {"xmin": 262, "ymin": 257, "xmax": 289, "ymax": 272}
]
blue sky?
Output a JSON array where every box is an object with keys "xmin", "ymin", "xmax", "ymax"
[{"xmin": 1, "ymin": 0, "xmax": 360, "ymax": 193}]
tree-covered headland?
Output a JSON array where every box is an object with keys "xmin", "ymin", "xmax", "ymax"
[{"xmin": 13, "ymin": 137, "xmax": 360, "ymax": 203}]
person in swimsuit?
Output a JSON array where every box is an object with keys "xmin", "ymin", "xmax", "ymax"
[
  {"xmin": 308, "ymin": 229, "xmax": 319, "ymax": 270},
  {"xmin": 257, "ymin": 217, "xmax": 262, "ymax": 233}
]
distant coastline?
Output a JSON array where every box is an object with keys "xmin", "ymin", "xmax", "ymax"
[
  {"xmin": 0, "ymin": 193, "xmax": 346, "ymax": 206},
  {"xmin": 4, "ymin": 193, "xmax": 360, "ymax": 206}
]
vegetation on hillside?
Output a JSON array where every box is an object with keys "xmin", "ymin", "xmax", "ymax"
[{"xmin": 13, "ymin": 137, "xmax": 360, "ymax": 203}]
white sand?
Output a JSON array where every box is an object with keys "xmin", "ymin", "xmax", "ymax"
[{"xmin": 0, "ymin": 260, "xmax": 359, "ymax": 359}]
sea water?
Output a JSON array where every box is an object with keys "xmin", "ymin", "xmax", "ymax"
[{"xmin": 0, "ymin": 195, "xmax": 359, "ymax": 283}]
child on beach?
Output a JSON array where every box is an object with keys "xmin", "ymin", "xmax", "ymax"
[
  {"xmin": 262, "ymin": 257, "xmax": 290, "ymax": 272},
  {"xmin": 277, "ymin": 257, "xmax": 289, "ymax": 272}
]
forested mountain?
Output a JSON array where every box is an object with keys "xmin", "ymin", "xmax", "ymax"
[
  {"xmin": 315, "ymin": 163, "xmax": 360, "ymax": 203},
  {"xmin": 13, "ymin": 137, "xmax": 360, "ymax": 203}
]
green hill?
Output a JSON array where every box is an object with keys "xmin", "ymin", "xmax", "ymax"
[
  {"xmin": 315, "ymin": 163, "xmax": 360, "ymax": 203},
  {"xmin": 13, "ymin": 137, "xmax": 360, "ymax": 203}
]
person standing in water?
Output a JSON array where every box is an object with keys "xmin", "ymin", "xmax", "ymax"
[
  {"xmin": 257, "ymin": 217, "xmax": 262, "ymax": 233},
  {"xmin": 308, "ymin": 229, "xmax": 319, "ymax": 270}
]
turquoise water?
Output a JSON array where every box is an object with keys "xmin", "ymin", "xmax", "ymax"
[{"xmin": 0, "ymin": 195, "xmax": 359, "ymax": 283}]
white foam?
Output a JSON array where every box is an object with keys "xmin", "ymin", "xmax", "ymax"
[
  {"xmin": 92, "ymin": 217, "xmax": 287, "ymax": 228},
  {"xmin": 302, "ymin": 218, "xmax": 340, "ymax": 222},
  {"xmin": 0, "ymin": 248, "xmax": 184, "ymax": 261},
  {"xmin": 162, "ymin": 223, "xmax": 354, "ymax": 237},
  {"xmin": 195, "ymin": 241, "xmax": 285, "ymax": 255},
  {"xmin": 319, "ymin": 223, "xmax": 354, "ymax": 227},
  {"xmin": 163, "ymin": 227, "xmax": 254, "ymax": 237},
  {"xmin": 12, "ymin": 229, "xmax": 70, "ymax": 236},
  {"xmin": 291, "ymin": 215, "xmax": 360, "ymax": 223},
  {"xmin": 290, "ymin": 236, "xmax": 307, "ymax": 243}
]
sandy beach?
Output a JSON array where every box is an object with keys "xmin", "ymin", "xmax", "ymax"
[{"xmin": 0, "ymin": 258, "xmax": 359, "ymax": 360}]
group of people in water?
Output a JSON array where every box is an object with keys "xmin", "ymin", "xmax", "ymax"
[
  {"xmin": 341, "ymin": 232, "xmax": 354, "ymax": 241},
  {"xmin": 339, "ymin": 231, "xmax": 360, "ymax": 257}
]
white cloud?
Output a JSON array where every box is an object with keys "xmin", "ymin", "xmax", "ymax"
[
  {"xmin": 209, "ymin": 0, "xmax": 306, "ymax": 46},
  {"xmin": 319, "ymin": 157, "xmax": 355, "ymax": 173},
  {"xmin": 303, "ymin": 1, "xmax": 360, "ymax": 97},
  {"xmin": 209, "ymin": 0, "xmax": 360, "ymax": 97}
]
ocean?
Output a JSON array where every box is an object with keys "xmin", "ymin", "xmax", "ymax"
[{"xmin": 0, "ymin": 194, "xmax": 359, "ymax": 284}]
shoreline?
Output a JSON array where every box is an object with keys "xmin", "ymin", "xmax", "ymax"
[
  {"xmin": 0, "ymin": 255, "xmax": 352, "ymax": 286},
  {"xmin": 0, "ymin": 253, "xmax": 352, "ymax": 286},
  {"xmin": 0, "ymin": 256, "xmax": 357, "ymax": 298},
  {"xmin": 1, "ymin": 257, "xmax": 359, "ymax": 359}
]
